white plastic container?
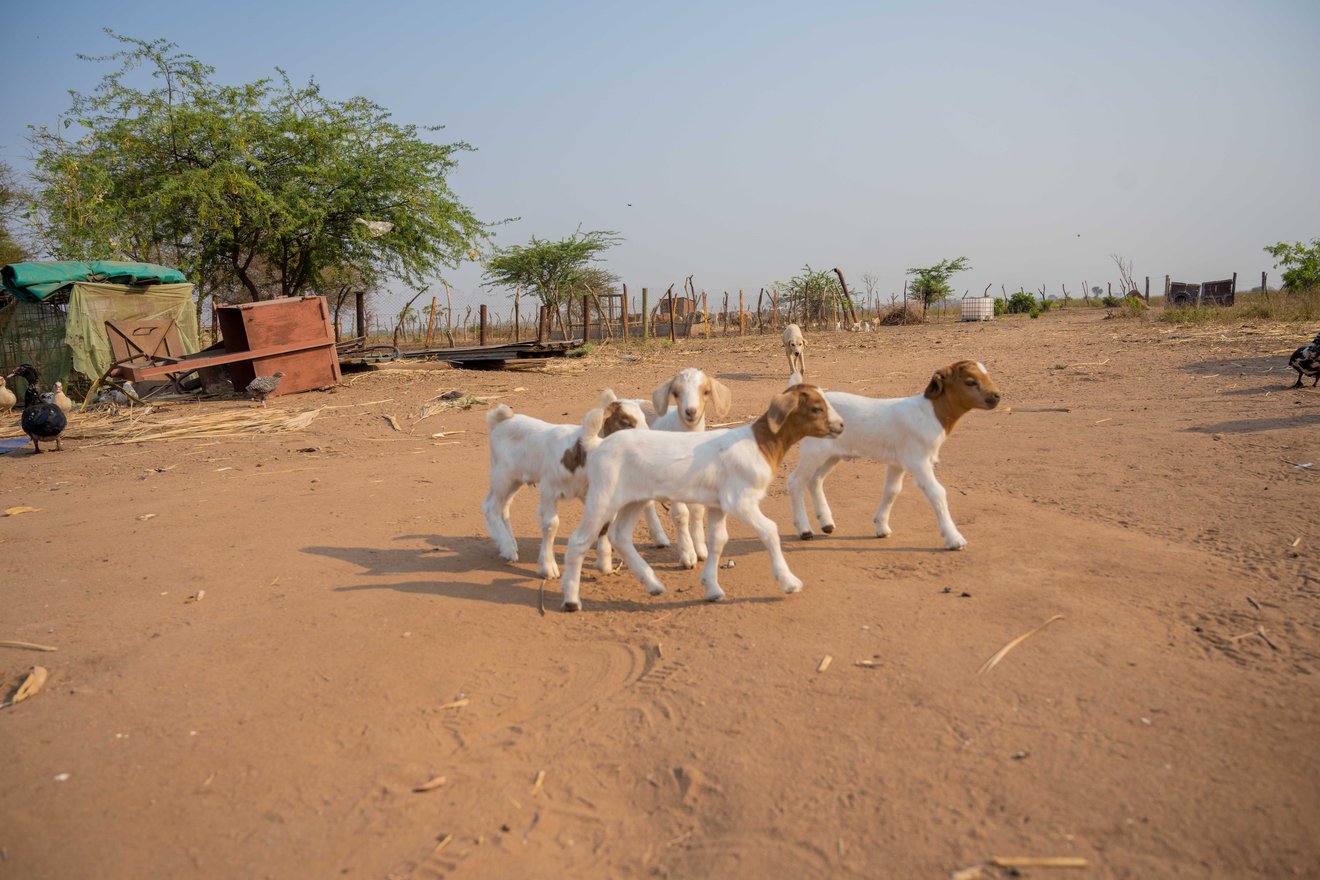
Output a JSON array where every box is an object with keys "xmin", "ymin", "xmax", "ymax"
[{"xmin": 961, "ymin": 297, "xmax": 994, "ymax": 321}]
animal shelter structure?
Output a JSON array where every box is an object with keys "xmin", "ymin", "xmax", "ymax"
[
  {"xmin": 1165, "ymin": 274, "xmax": 1237, "ymax": 308},
  {"xmin": 0, "ymin": 261, "xmax": 198, "ymax": 396}
]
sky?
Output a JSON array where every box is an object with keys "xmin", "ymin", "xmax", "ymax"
[{"xmin": 3, "ymin": 0, "xmax": 1318, "ymax": 313}]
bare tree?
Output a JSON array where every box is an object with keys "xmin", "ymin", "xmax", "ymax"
[{"xmin": 1111, "ymin": 254, "xmax": 1139, "ymax": 297}]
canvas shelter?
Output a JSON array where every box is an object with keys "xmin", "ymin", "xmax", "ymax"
[{"xmin": 0, "ymin": 261, "xmax": 197, "ymax": 396}]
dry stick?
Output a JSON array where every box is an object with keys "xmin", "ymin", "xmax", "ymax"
[
  {"xmin": 990, "ymin": 856, "xmax": 1089, "ymax": 869},
  {"xmin": 978, "ymin": 615, "xmax": 1065, "ymax": 675},
  {"xmin": 440, "ymin": 279, "xmax": 456, "ymax": 346},
  {"xmin": 539, "ymin": 578, "xmax": 546, "ymax": 616},
  {"xmin": 667, "ymin": 284, "xmax": 677, "ymax": 342},
  {"xmin": 0, "ymin": 640, "xmax": 58, "ymax": 652}
]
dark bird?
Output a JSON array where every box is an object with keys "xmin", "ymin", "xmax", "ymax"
[
  {"xmin": 1288, "ymin": 332, "xmax": 1320, "ymax": 388},
  {"xmin": 245, "ymin": 371, "xmax": 285, "ymax": 407},
  {"xmin": 7, "ymin": 364, "xmax": 67, "ymax": 453}
]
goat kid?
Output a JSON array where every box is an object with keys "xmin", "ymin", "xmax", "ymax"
[
  {"xmin": 559, "ymin": 383, "xmax": 843, "ymax": 611},
  {"xmin": 783, "ymin": 323, "xmax": 806, "ymax": 377},
  {"xmin": 787, "ymin": 361, "xmax": 1000, "ymax": 549},
  {"xmin": 483, "ymin": 389, "xmax": 652, "ymax": 578},
  {"xmin": 638, "ymin": 367, "xmax": 733, "ymax": 567}
]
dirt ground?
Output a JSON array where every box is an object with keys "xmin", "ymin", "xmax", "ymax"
[{"xmin": 1, "ymin": 308, "xmax": 1317, "ymax": 879}]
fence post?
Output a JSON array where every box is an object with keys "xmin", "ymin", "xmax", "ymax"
[
  {"xmin": 641, "ymin": 288, "xmax": 650, "ymax": 340},
  {"xmin": 772, "ymin": 287, "xmax": 778, "ymax": 328},
  {"xmin": 479, "ymin": 304, "xmax": 487, "ymax": 346},
  {"xmin": 582, "ymin": 294, "xmax": 591, "ymax": 343},
  {"xmin": 1231, "ymin": 272, "xmax": 1237, "ymax": 299},
  {"xmin": 739, "ymin": 289, "xmax": 745, "ymax": 336},
  {"xmin": 1262, "ymin": 270, "xmax": 1267, "ymax": 293},
  {"xmin": 1144, "ymin": 276, "xmax": 1150, "ymax": 304},
  {"xmin": 703, "ymin": 293, "xmax": 709, "ymax": 338},
  {"xmin": 668, "ymin": 289, "xmax": 677, "ymax": 343},
  {"xmin": 622, "ymin": 283, "xmax": 630, "ymax": 341},
  {"xmin": 355, "ymin": 290, "xmax": 366, "ymax": 339}
]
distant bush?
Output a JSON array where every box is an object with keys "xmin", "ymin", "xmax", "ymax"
[
  {"xmin": 1029, "ymin": 305, "xmax": 1040, "ymax": 319},
  {"xmin": 1006, "ymin": 291, "xmax": 1036, "ymax": 314},
  {"xmin": 993, "ymin": 297, "xmax": 1006, "ymax": 316}
]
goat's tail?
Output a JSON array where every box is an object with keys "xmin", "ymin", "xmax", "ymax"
[
  {"xmin": 486, "ymin": 403, "xmax": 515, "ymax": 428},
  {"xmin": 579, "ymin": 406, "xmax": 607, "ymax": 452}
]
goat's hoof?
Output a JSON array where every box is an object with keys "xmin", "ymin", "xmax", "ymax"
[
  {"xmin": 646, "ymin": 583, "xmax": 666, "ymax": 597},
  {"xmin": 874, "ymin": 529, "xmax": 892, "ymax": 539},
  {"xmin": 799, "ymin": 531, "xmax": 814, "ymax": 541},
  {"xmin": 781, "ymin": 578, "xmax": 804, "ymax": 595},
  {"xmin": 539, "ymin": 564, "xmax": 560, "ymax": 579},
  {"xmin": 705, "ymin": 589, "xmax": 725, "ymax": 603},
  {"xmin": 821, "ymin": 524, "xmax": 834, "ymax": 534},
  {"xmin": 652, "ymin": 540, "xmax": 671, "ymax": 549},
  {"xmin": 562, "ymin": 601, "xmax": 581, "ymax": 613}
]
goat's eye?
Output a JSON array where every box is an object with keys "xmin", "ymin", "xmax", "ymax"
[
  {"xmin": 965, "ymin": 378, "xmax": 977, "ymax": 386},
  {"xmin": 703, "ymin": 389, "xmax": 710, "ymax": 396}
]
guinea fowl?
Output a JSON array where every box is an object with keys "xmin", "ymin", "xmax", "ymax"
[
  {"xmin": 7, "ymin": 364, "xmax": 67, "ymax": 453},
  {"xmin": 52, "ymin": 381, "xmax": 74, "ymax": 413},
  {"xmin": 245, "ymin": 371, "xmax": 284, "ymax": 407},
  {"xmin": 0, "ymin": 375, "xmax": 15, "ymax": 411},
  {"xmin": 1288, "ymin": 332, "xmax": 1320, "ymax": 388}
]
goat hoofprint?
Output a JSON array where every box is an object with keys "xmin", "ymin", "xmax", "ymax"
[
  {"xmin": 787, "ymin": 361, "xmax": 1000, "ymax": 549},
  {"xmin": 558, "ymin": 383, "xmax": 843, "ymax": 612}
]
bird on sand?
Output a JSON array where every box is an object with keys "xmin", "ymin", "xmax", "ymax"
[
  {"xmin": 246, "ymin": 371, "xmax": 285, "ymax": 407},
  {"xmin": 1288, "ymin": 331, "xmax": 1320, "ymax": 388},
  {"xmin": 52, "ymin": 381, "xmax": 74, "ymax": 413},
  {"xmin": 8, "ymin": 364, "xmax": 67, "ymax": 453}
]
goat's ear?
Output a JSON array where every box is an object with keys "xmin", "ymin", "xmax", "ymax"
[
  {"xmin": 652, "ymin": 379, "xmax": 673, "ymax": 415},
  {"xmin": 599, "ymin": 387, "xmax": 618, "ymax": 406},
  {"xmin": 765, "ymin": 390, "xmax": 799, "ymax": 434},
  {"xmin": 924, "ymin": 369, "xmax": 947, "ymax": 399},
  {"xmin": 709, "ymin": 379, "xmax": 732, "ymax": 418}
]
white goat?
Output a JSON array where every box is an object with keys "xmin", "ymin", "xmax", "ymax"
[
  {"xmin": 638, "ymin": 367, "xmax": 733, "ymax": 567},
  {"xmin": 782, "ymin": 323, "xmax": 806, "ymax": 377},
  {"xmin": 483, "ymin": 389, "xmax": 651, "ymax": 578},
  {"xmin": 558, "ymin": 383, "xmax": 843, "ymax": 612},
  {"xmin": 787, "ymin": 361, "xmax": 1001, "ymax": 549}
]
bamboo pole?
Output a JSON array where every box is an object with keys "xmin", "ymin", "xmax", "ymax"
[
  {"xmin": 424, "ymin": 295, "xmax": 438, "ymax": 348},
  {"xmin": 667, "ymin": 284, "xmax": 677, "ymax": 343}
]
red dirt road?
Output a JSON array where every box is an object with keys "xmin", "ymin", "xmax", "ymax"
[{"xmin": 2, "ymin": 309, "xmax": 1317, "ymax": 878}]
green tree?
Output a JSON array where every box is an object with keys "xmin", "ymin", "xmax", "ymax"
[
  {"xmin": 0, "ymin": 162, "xmax": 29, "ymax": 265},
  {"xmin": 1264, "ymin": 239, "xmax": 1320, "ymax": 291},
  {"xmin": 482, "ymin": 228, "xmax": 621, "ymax": 309},
  {"xmin": 906, "ymin": 256, "xmax": 971, "ymax": 318},
  {"xmin": 29, "ymin": 31, "xmax": 487, "ymax": 303}
]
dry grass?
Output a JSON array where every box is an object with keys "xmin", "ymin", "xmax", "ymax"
[
  {"xmin": 1157, "ymin": 287, "xmax": 1320, "ymax": 325},
  {"xmin": 2, "ymin": 405, "xmax": 323, "ymax": 446}
]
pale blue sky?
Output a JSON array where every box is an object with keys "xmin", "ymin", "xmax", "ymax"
[{"xmin": 4, "ymin": 0, "xmax": 1318, "ymax": 310}]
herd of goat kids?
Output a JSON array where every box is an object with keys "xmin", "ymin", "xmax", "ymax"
[
  {"xmin": 485, "ymin": 324, "xmax": 1004, "ymax": 612},
  {"xmin": 4, "ymin": 327, "xmax": 1318, "ymax": 612}
]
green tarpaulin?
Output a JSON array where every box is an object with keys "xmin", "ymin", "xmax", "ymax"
[{"xmin": 2, "ymin": 261, "xmax": 189, "ymax": 301}]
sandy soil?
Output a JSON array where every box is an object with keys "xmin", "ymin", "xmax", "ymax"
[{"xmin": 1, "ymin": 308, "xmax": 1317, "ymax": 879}]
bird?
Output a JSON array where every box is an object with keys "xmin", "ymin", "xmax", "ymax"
[
  {"xmin": 1288, "ymin": 331, "xmax": 1320, "ymax": 388},
  {"xmin": 52, "ymin": 381, "xmax": 74, "ymax": 414},
  {"xmin": 0, "ymin": 375, "xmax": 15, "ymax": 411},
  {"xmin": 7, "ymin": 364, "xmax": 68, "ymax": 453},
  {"xmin": 245, "ymin": 371, "xmax": 285, "ymax": 407}
]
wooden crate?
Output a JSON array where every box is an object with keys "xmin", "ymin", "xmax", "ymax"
[{"xmin": 216, "ymin": 297, "xmax": 341, "ymax": 397}]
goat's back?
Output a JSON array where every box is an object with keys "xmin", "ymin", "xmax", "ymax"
[{"xmin": 587, "ymin": 426, "xmax": 761, "ymax": 508}]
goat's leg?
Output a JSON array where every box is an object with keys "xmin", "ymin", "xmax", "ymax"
[
  {"xmin": 873, "ymin": 464, "xmax": 905, "ymax": 538},
  {"xmin": 608, "ymin": 501, "xmax": 668, "ymax": 596},
  {"xmin": 560, "ymin": 503, "xmax": 616, "ymax": 612},
  {"xmin": 482, "ymin": 477, "xmax": 522, "ymax": 562},
  {"xmin": 787, "ymin": 461, "xmax": 814, "ymax": 538},
  {"xmin": 698, "ymin": 508, "xmax": 730, "ymax": 602},
  {"xmin": 805, "ymin": 458, "xmax": 842, "ymax": 534},
  {"xmin": 689, "ymin": 503, "xmax": 708, "ymax": 561},
  {"xmin": 672, "ymin": 503, "xmax": 698, "ymax": 568},
  {"xmin": 910, "ymin": 460, "xmax": 966, "ymax": 549},
  {"xmin": 535, "ymin": 490, "xmax": 562, "ymax": 578},
  {"xmin": 595, "ymin": 521, "xmax": 614, "ymax": 574},
  {"xmin": 730, "ymin": 494, "xmax": 802, "ymax": 594},
  {"xmin": 642, "ymin": 500, "xmax": 671, "ymax": 547}
]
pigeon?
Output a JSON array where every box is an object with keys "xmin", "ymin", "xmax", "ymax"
[
  {"xmin": 8, "ymin": 364, "xmax": 67, "ymax": 453},
  {"xmin": 1288, "ymin": 331, "xmax": 1320, "ymax": 388},
  {"xmin": 246, "ymin": 371, "xmax": 285, "ymax": 407},
  {"xmin": 0, "ymin": 375, "xmax": 15, "ymax": 411},
  {"xmin": 52, "ymin": 381, "xmax": 74, "ymax": 413}
]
